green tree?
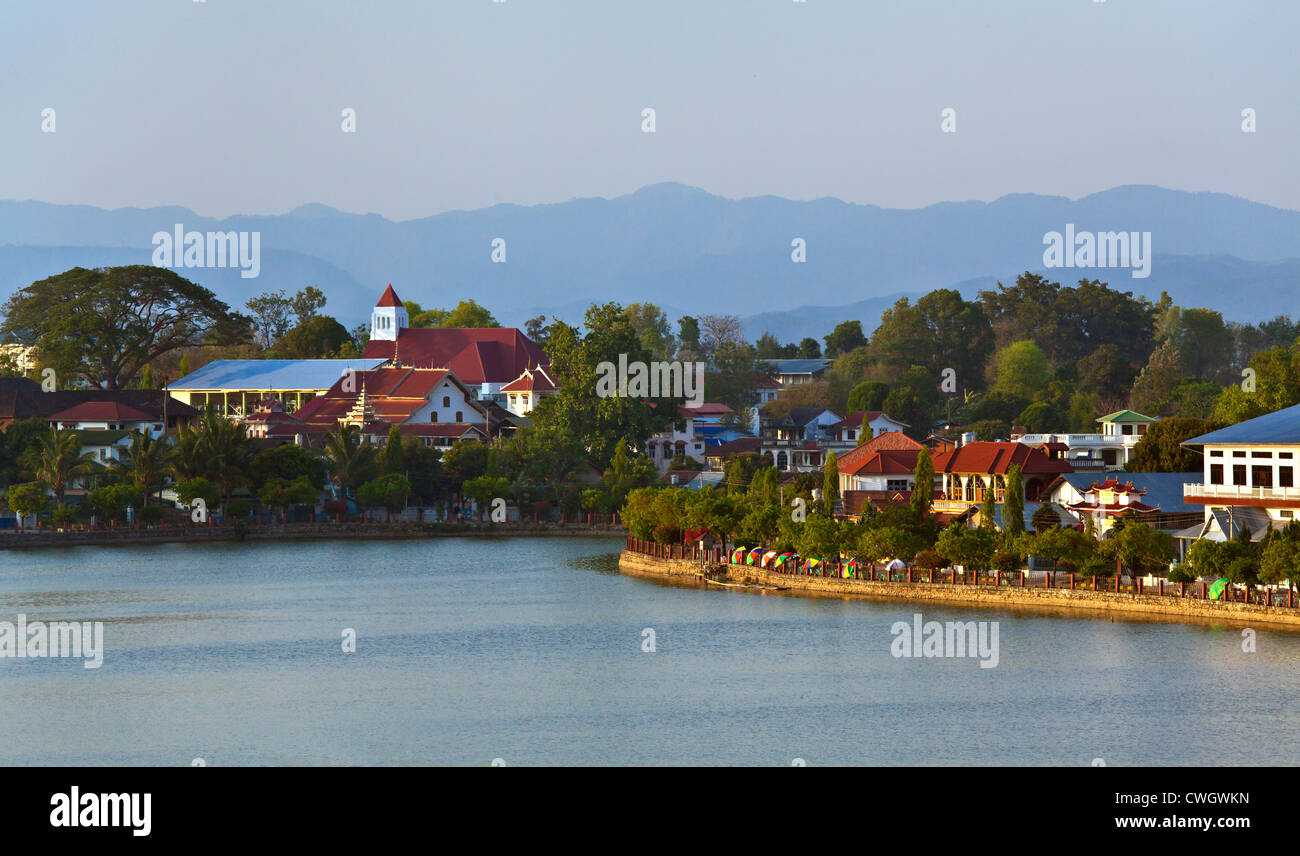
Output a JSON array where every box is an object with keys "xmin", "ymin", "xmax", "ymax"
[
  {"xmin": 978, "ymin": 487, "xmax": 997, "ymax": 530},
  {"xmin": 5, "ymin": 483, "xmax": 49, "ymax": 527},
  {"xmin": 273, "ymin": 315, "xmax": 352, "ymax": 358},
  {"xmin": 822, "ymin": 450, "xmax": 839, "ymax": 514},
  {"xmin": 245, "ymin": 290, "xmax": 295, "ymax": 349},
  {"xmin": 1031, "ymin": 503, "xmax": 1060, "ymax": 534},
  {"xmin": 175, "ymin": 477, "xmax": 221, "ymax": 513},
  {"xmin": 21, "ymin": 429, "xmax": 98, "ymax": 507},
  {"xmin": 601, "ymin": 441, "xmax": 657, "ymax": 508},
  {"xmin": 846, "ymin": 380, "xmax": 890, "ymax": 414},
  {"xmin": 823, "ymin": 320, "xmax": 868, "ymax": 358},
  {"xmin": 911, "ymin": 447, "xmax": 934, "ymax": 518},
  {"xmin": 993, "ymin": 340, "xmax": 1051, "ymax": 399},
  {"xmin": 322, "ymin": 423, "xmax": 379, "ymax": 498},
  {"xmin": 529, "ymin": 304, "xmax": 669, "ymax": 469},
  {"xmin": 1125, "ymin": 417, "xmax": 1221, "ymax": 473},
  {"xmin": 1002, "ymin": 464, "xmax": 1025, "ymax": 540},
  {"xmin": 86, "ymin": 483, "xmax": 142, "ymax": 523},
  {"xmin": 0, "ymin": 266, "xmax": 249, "ymax": 389},
  {"xmin": 357, "ymin": 473, "xmax": 412, "ymax": 521},
  {"xmin": 1259, "ymin": 531, "xmax": 1299, "ymax": 593},
  {"xmin": 623, "ymin": 303, "xmax": 676, "ymax": 360},
  {"xmin": 379, "ymin": 424, "xmax": 406, "ymax": 477},
  {"xmin": 110, "ymin": 429, "xmax": 171, "ymax": 507},
  {"xmin": 289, "ymin": 286, "xmax": 327, "ymax": 322},
  {"xmin": 258, "ymin": 475, "xmax": 319, "ymax": 522},
  {"xmin": 1129, "ymin": 341, "xmax": 1183, "ymax": 415}
]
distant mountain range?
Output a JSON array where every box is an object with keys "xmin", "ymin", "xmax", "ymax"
[{"xmin": 0, "ymin": 184, "xmax": 1296, "ymax": 340}]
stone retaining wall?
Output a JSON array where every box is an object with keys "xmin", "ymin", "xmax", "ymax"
[{"xmin": 618, "ymin": 551, "xmax": 1300, "ymax": 629}]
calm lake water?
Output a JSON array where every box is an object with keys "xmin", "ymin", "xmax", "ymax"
[{"xmin": 0, "ymin": 535, "xmax": 1296, "ymax": 766}]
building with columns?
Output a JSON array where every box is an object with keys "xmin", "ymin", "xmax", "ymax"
[{"xmin": 931, "ymin": 441, "xmax": 1073, "ymax": 517}]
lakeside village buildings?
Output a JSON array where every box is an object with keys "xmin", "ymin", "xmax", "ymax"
[{"xmin": 2, "ymin": 283, "xmax": 1300, "ymax": 557}]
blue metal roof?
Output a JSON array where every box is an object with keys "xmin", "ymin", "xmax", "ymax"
[
  {"xmin": 759, "ymin": 358, "xmax": 832, "ymax": 374},
  {"xmin": 1054, "ymin": 472, "xmax": 1201, "ymax": 513},
  {"xmin": 168, "ymin": 359, "xmax": 386, "ymax": 391},
  {"xmin": 1182, "ymin": 404, "xmax": 1300, "ymax": 446}
]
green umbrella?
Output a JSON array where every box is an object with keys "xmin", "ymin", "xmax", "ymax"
[{"xmin": 1209, "ymin": 578, "xmax": 1230, "ymax": 600}]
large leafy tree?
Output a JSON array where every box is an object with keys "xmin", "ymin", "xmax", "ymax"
[
  {"xmin": 530, "ymin": 303, "xmax": 670, "ymax": 469},
  {"xmin": 1125, "ymin": 417, "xmax": 1220, "ymax": 473},
  {"xmin": 1, "ymin": 266, "xmax": 249, "ymax": 389}
]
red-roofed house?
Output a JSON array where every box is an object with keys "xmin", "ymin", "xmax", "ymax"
[
  {"xmin": 931, "ymin": 441, "xmax": 1073, "ymax": 511},
  {"xmin": 826, "ymin": 410, "xmax": 909, "ymax": 449},
  {"xmin": 47, "ymin": 401, "xmax": 163, "ymax": 436},
  {"xmin": 361, "ymin": 285, "xmax": 548, "ymax": 406},
  {"xmin": 272, "ymin": 365, "xmax": 489, "ymax": 448},
  {"xmin": 500, "ymin": 366, "xmax": 557, "ymax": 416}
]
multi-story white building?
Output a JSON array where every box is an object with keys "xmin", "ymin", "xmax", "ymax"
[
  {"xmin": 1182, "ymin": 404, "xmax": 1300, "ymax": 540},
  {"xmin": 1013, "ymin": 410, "xmax": 1158, "ymax": 471}
]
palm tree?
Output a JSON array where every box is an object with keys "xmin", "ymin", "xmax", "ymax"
[
  {"xmin": 21, "ymin": 429, "xmax": 98, "ymax": 507},
  {"xmin": 196, "ymin": 406, "xmax": 255, "ymax": 512},
  {"xmin": 322, "ymin": 423, "xmax": 378, "ymax": 499},
  {"xmin": 111, "ymin": 429, "xmax": 173, "ymax": 507},
  {"xmin": 170, "ymin": 420, "xmax": 206, "ymax": 482}
]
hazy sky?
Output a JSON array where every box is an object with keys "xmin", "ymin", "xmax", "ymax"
[{"xmin": 2, "ymin": 0, "xmax": 1295, "ymax": 219}]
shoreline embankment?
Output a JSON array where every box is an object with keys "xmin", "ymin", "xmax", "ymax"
[
  {"xmin": 618, "ymin": 550, "xmax": 1300, "ymax": 630},
  {"xmin": 0, "ymin": 522, "xmax": 624, "ymax": 550}
]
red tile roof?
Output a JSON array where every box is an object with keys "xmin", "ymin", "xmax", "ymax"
[
  {"xmin": 931, "ymin": 441, "xmax": 1073, "ymax": 476},
  {"xmin": 363, "ymin": 328, "xmax": 548, "ymax": 386},
  {"xmin": 830, "ymin": 410, "xmax": 884, "ymax": 429},
  {"xmin": 375, "ymin": 283, "xmax": 403, "ymax": 307},
  {"xmin": 680, "ymin": 402, "xmax": 734, "ymax": 418},
  {"xmin": 840, "ymin": 449, "xmax": 921, "ymax": 476},
  {"xmin": 500, "ymin": 366, "xmax": 557, "ymax": 393},
  {"xmin": 832, "ymin": 430, "xmax": 922, "ymax": 472},
  {"xmin": 709, "ymin": 437, "xmax": 762, "ymax": 458},
  {"xmin": 48, "ymin": 401, "xmax": 157, "ymax": 423},
  {"xmin": 288, "ymin": 367, "xmax": 483, "ymax": 429}
]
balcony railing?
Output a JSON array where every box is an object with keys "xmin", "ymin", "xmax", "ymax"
[{"xmin": 1184, "ymin": 483, "xmax": 1300, "ymax": 501}]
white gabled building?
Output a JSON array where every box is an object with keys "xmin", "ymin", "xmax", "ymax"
[{"xmin": 500, "ymin": 366, "xmax": 558, "ymax": 417}]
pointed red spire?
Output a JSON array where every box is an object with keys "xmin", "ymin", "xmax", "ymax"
[{"xmin": 376, "ymin": 283, "xmax": 402, "ymax": 307}]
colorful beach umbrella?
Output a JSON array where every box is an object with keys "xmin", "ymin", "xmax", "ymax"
[
  {"xmin": 731, "ymin": 548, "xmax": 747, "ymax": 564},
  {"xmin": 747, "ymin": 548, "xmax": 763, "ymax": 566},
  {"xmin": 1209, "ymin": 577, "xmax": 1230, "ymax": 600},
  {"xmin": 761, "ymin": 551, "xmax": 779, "ymax": 568},
  {"xmin": 774, "ymin": 553, "xmax": 793, "ymax": 568}
]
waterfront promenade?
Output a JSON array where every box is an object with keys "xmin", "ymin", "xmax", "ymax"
[{"xmin": 622, "ymin": 537, "xmax": 1300, "ymax": 628}]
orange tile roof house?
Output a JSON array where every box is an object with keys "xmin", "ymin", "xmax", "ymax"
[{"xmin": 931, "ymin": 440, "xmax": 1073, "ymax": 508}]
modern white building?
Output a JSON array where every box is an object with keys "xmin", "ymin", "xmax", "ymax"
[
  {"xmin": 1182, "ymin": 404, "xmax": 1300, "ymax": 540},
  {"xmin": 1013, "ymin": 410, "xmax": 1159, "ymax": 471}
]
